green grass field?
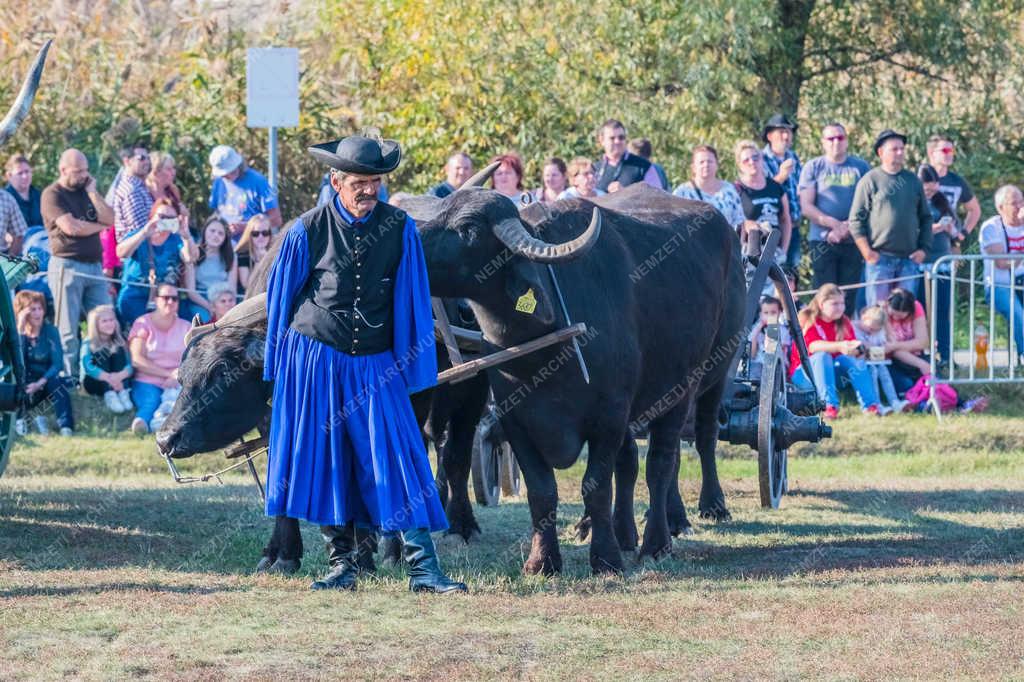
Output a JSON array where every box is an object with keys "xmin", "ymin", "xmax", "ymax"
[{"xmin": 1, "ymin": 396, "xmax": 1023, "ymax": 680}]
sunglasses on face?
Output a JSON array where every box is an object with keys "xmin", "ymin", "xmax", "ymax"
[
  {"xmin": 824, "ymin": 135, "xmax": 846, "ymax": 142},
  {"xmin": 251, "ymin": 230, "xmax": 272, "ymax": 237},
  {"xmin": 741, "ymin": 155, "xmax": 761, "ymax": 164},
  {"xmin": 156, "ymin": 295, "xmax": 179, "ymax": 302},
  {"xmin": 135, "ymin": 154, "xmax": 150, "ymax": 161}
]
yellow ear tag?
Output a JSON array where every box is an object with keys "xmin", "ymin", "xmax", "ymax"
[{"xmin": 515, "ymin": 288, "xmax": 538, "ymax": 314}]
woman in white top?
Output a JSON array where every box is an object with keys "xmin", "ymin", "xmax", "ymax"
[
  {"xmin": 532, "ymin": 157, "xmax": 568, "ymax": 203},
  {"xmin": 672, "ymin": 144, "xmax": 744, "ymax": 230},
  {"xmin": 185, "ymin": 216, "xmax": 238, "ymax": 322},
  {"xmin": 557, "ymin": 157, "xmax": 607, "ymax": 200}
]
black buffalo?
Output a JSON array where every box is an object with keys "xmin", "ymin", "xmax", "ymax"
[
  {"xmin": 401, "ymin": 181, "xmax": 746, "ymax": 574},
  {"xmin": 155, "ymin": 233, "xmax": 489, "ymax": 572}
]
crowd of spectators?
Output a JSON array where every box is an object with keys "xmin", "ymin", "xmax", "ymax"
[{"xmin": 1, "ymin": 113, "xmax": 1021, "ymax": 434}]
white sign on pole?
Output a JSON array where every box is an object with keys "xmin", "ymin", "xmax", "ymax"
[{"xmin": 246, "ymin": 47, "xmax": 300, "ymax": 128}]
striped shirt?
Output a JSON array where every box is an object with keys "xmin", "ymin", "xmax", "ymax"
[
  {"xmin": 0, "ymin": 190, "xmax": 27, "ymax": 252},
  {"xmin": 113, "ymin": 174, "xmax": 153, "ymax": 242}
]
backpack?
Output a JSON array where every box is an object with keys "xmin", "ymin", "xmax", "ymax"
[{"xmin": 905, "ymin": 375, "xmax": 958, "ymax": 412}]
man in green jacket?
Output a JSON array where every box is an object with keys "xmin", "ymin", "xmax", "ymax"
[{"xmin": 849, "ymin": 129, "xmax": 932, "ymax": 307}]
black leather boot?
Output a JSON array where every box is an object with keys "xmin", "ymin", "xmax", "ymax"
[
  {"xmin": 402, "ymin": 528, "xmax": 468, "ymax": 594},
  {"xmin": 310, "ymin": 524, "xmax": 358, "ymax": 591}
]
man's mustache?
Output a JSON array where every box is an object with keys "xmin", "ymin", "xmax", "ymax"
[{"xmin": 355, "ymin": 194, "xmax": 376, "ymax": 202}]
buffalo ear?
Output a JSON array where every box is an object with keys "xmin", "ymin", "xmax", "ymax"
[
  {"xmin": 244, "ymin": 335, "xmax": 266, "ymax": 365},
  {"xmin": 505, "ymin": 259, "xmax": 556, "ymax": 326}
]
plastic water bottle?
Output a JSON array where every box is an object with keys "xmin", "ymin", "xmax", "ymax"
[{"xmin": 974, "ymin": 325, "xmax": 989, "ymax": 372}]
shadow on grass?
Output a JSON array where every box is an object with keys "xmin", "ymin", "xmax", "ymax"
[{"xmin": 2, "ymin": 481, "xmax": 1021, "ymax": 585}]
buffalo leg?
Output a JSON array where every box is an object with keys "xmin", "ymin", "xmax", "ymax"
[
  {"xmin": 505, "ymin": 423, "xmax": 562, "ymax": 575},
  {"xmin": 353, "ymin": 526, "xmax": 378, "ymax": 573},
  {"xmin": 582, "ymin": 434, "xmax": 625, "ymax": 574},
  {"xmin": 441, "ymin": 379, "xmax": 487, "ymax": 541},
  {"xmin": 379, "ymin": 533, "xmax": 403, "ymax": 568},
  {"xmin": 696, "ymin": 379, "xmax": 732, "ymax": 522},
  {"xmin": 640, "ymin": 411, "xmax": 686, "ymax": 560},
  {"xmin": 255, "ymin": 516, "xmax": 303, "ymax": 574},
  {"xmin": 665, "ymin": 455, "xmax": 693, "ymax": 536},
  {"xmin": 612, "ymin": 437, "xmax": 639, "ymax": 551},
  {"xmin": 275, "ymin": 516, "xmax": 303, "ymax": 561}
]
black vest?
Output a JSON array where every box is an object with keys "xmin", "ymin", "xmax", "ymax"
[
  {"xmin": 289, "ymin": 200, "xmax": 407, "ymax": 356},
  {"xmin": 594, "ymin": 153, "xmax": 652, "ymax": 191}
]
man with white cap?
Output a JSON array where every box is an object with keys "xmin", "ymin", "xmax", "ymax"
[{"xmin": 207, "ymin": 145, "xmax": 281, "ymax": 241}]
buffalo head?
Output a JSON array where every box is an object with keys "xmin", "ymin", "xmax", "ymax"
[
  {"xmin": 155, "ymin": 296, "xmax": 270, "ymax": 458},
  {"xmin": 401, "ymin": 164, "xmax": 601, "ymax": 328}
]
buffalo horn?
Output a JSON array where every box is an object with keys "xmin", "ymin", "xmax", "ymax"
[
  {"xmin": 183, "ymin": 293, "xmax": 268, "ymax": 346},
  {"xmin": 492, "ymin": 207, "xmax": 602, "ymax": 263},
  {"xmin": 461, "ymin": 161, "xmax": 501, "ymax": 189},
  {"xmin": 0, "ymin": 40, "xmax": 52, "ymax": 148}
]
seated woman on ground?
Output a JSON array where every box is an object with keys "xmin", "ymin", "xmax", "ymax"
[
  {"xmin": 235, "ymin": 213, "xmax": 273, "ymax": 293},
  {"xmin": 115, "ymin": 197, "xmax": 196, "ymax": 329},
  {"xmin": 557, "ymin": 158, "xmax": 606, "ymax": 200},
  {"xmin": 883, "ymin": 287, "xmax": 931, "ymax": 394},
  {"xmin": 184, "ymin": 215, "xmax": 237, "ymax": 322},
  {"xmin": 127, "ymin": 283, "xmax": 190, "ymax": 435},
  {"xmin": 80, "ymin": 304, "xmax": 134, "ymax": 415},
  {"xmin": 14, "ymin": 290, "xmax": 74, "ymax": 436},
  {"xmin": 788, "ymin": 283, "xmax": 880, "ymax": 419}
]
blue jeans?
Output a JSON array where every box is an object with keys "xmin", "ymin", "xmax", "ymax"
[
  {"xmin": 986, "ymin": 285, "xmax": 1024, "ymax": 357},
  {"xmin": 791, "ymin": 351, "xmax": 880, "ymax": 409},
  {"xmin": 22, "ymin": 376, "xmax": 75, "ymax": 429},
  {"xmin": 869, "ymin": 364, "xmax": 900, "ymax": 407},
  {"xmin": 132, "ymin": 380, "xmax": 164, "ymax": 427},
  {"xmin": 865, "ymin": 253, "xmax": 921, "ymax": 307}
]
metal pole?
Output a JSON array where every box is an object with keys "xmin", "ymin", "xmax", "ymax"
[{"xmin": 268, "ymin": 126, "xmax": 278, "ymax": 192}]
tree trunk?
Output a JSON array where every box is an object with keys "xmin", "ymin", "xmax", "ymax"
[{"xmin": 757, "ymin": 0, "xmax": 816, "ymax": 115}]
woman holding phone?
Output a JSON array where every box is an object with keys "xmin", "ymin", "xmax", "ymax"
[{"xmin": 115, "ymin": 197, "xmax": 196, "ymax": 328}]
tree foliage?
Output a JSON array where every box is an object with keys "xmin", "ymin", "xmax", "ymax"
[{"xmin": 1, "ymin": 0, "xmax": 1022, "ymax": 219}]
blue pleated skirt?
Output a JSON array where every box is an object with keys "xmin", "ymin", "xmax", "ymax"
[{"xmin": 266, "ymin": 328, "xmax": 448, "ymax": 531}]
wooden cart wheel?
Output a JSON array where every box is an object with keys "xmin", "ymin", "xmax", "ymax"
[
  {"xmin": 757, "ymin": 352, "xmax": 788, "ymax": 509},
  {"xmin": 499, "ymin": 443, "xmax": 521, "ymax": 497},
  {"xmin": 471, "ymin": 419, "xmax": 501, "ymax": 506}
]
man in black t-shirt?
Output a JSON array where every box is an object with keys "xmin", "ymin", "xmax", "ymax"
[
  {"xmin": 40, "ymin": 148, "xmax": 115, "ymax": 375},
  {"xmin": 926, "ymin": 135, "xmax": 981, "ymax": 237}
]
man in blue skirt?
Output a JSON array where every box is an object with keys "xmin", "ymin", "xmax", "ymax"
[{"xmin": 263, "ymin": 134, "xmax": 466, "ymax": 593}]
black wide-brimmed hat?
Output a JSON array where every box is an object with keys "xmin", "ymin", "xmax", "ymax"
[
  {"xmin": 872, "ymin": 129, "xmax": 908, "ymax": 154},
  {"xmin": 308, "ymin": 135, "xmax": 402, "ymax": 175},
  {"xmin": 761, "ymin": 113, "xmax": 798, "ymax": 142}
]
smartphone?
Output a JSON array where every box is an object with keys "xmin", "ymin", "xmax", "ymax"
[{"xmin": 157, "ymin": 218, "xmax": 179, "ymax": 233}]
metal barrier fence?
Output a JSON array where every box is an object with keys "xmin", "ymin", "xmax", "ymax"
[{"xmin": 928, "ymin": 252, "xmax": 1024, "ymax": 420}]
